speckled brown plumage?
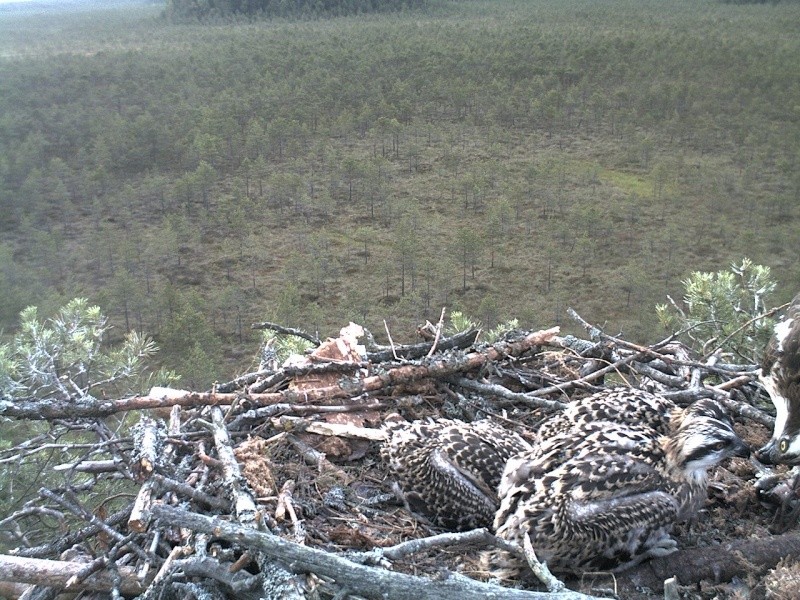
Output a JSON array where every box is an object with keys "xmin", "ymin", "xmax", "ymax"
[
  {"xmin": 381, "ymin": 419, "xmax": 532, "ymax": 530},
  {"xmin": 488, "ymin": 398, "xmax": 749, "ymax": 576},
  {"xmin": 534, "ymin": 387, "xmax": 681, "ymax": 442},
  {"xmin": 757, "ymin": 292, "xmax": 800, "ymax": 464}
]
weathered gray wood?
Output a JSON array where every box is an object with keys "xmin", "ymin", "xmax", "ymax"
[
  {"xmin": 0, "ymin": 555, "xmax": 148, "ymax": 595},
  {"xmin": 208, "ymin": 406, "xmax": 304, "ymax": 600},
  {"xmin": 150, "ymin": 505, "xmax": 611, "ymax": 600},
  {"xmin": 365, "ymin": 327, "xmax": 480, "ymax": 362},
  {"xmin": 625, "ymin": 530, "xmax": 800, "ymax": 590}
]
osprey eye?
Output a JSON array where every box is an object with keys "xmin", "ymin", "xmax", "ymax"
[{"xmin": 779, "ymin": 439, "xmax": 789, "ymax": 453}]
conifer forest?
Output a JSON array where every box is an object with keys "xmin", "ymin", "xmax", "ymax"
[{"xmin": 1, "ymin": 1, "xmax": 800, "ymax": 596}]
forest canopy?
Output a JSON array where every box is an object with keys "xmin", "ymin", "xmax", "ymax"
[{"xmin": 0, "ymin": 0, "xmax": 798, "ymax": 387}]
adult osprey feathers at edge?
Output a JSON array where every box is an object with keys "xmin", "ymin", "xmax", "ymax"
[{"xmin": 756, "ymin": 292, "xmax": 800, "ymax": 465}]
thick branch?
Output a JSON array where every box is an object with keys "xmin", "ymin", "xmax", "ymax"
[
  {"xmin": 448, "ymin": 376, "xmax": 567, "ymax": 411},
  {"xmin": 209, "ymin": 407, "xmax": 257, "ymax": 523},
  {"xmin": 0, "ymin": 328, "xmax": 559, "ymax": 420},
  {"xmin": 0, "ymin": 554, "xmax": 149, "ymax": 595},
  {"xmin": 366, "ymin": 328, "xmax": 481, "ymax": 363},
  {"xmin": 150, "ymin": 505, "xmax": 609, "ymax": 600},
  {"xmin": 567, "ymin": 307, "xmax": 677, "ymax": 358},
  {"xmin": 14, "ymin": 504, "xmax": 133, "ymax": 559},
  {"xmin": 625, "ymin": 530, "xmax": 800, "ymax": 590},
  {"xmin": 349, "ymin": 528, "xmax": 524, "ymax": 566},
  {"xmin": 150, "ymin": 473, "xmax": 231, "ymax": 511},
  {"xmin": 250, "ymin": 321, "xmax": 322, "ymax": 345}
]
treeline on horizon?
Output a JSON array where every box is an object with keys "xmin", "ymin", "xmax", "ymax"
[
  {"xmin": 165, "ymin": 0, "xmax": 426, "ymax": 19},
  {"xmin": 164, "ymin": 0, "xmax": 800, "ymax": 17}
]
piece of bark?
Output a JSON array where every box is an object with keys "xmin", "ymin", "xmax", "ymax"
[
  {"xmin": 287, "ymin": 323, "xmax": 368, "ymax": 392},
  {"xmin": 131, "ymin": 416, "xmax": 163, "ymax": 481},
  {"xmin": 270, "ymin": 416, "xmax": 388, "ymax": 440},
  {"xmin": 128, "ymin": 479, "xmax": 156, "ymax": 533}
]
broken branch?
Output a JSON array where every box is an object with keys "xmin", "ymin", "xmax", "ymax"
[{"xmin": 150, "ymin": 505, "xmax": 611, "ymax": 600}]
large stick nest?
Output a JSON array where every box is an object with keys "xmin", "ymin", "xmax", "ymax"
[{"xmin": 0, "ymin": 314, "xmax": 796, "ymax": 600}]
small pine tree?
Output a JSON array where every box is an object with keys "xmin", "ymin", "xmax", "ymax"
[
  {"xmin": 446, "ymin": 310, "xmax": 478, "ymax": 335},
  {"xmin": 1, "ymin": 298, "xmax": 174, "ymax": 402},
  {"xmin": 0, "ymin": 299, "xmax": 176, "ymax": 546},
  {"xmin": 258, "ymin": 331, "xmax": 315, "ymax": 368},
  {"xmin": 655, "ymin": 258, "xmax": 777, "ymax": 362}
]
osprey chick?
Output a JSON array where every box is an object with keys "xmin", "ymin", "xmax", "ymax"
[
  {"xmin": 534, "ymin": 387, "xmax": 681, "ymax": 442},
  {"xmin": 489, "ymin": 399, "xmax": 749, "ymax": 576},
  {"xmin": 382, "ymin": 387, "xmax": 693, "ymax": 532},
  {"xmin": 381, "ymin": 418, "xmax": 532, "ymax": 530}
]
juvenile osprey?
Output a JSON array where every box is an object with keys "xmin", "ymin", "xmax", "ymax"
[
  {"xmin": 381, "ymin": 418, "xmax": 532, "ymax": 530},
  {"xmin": 489, "ymin": 399, "xmax": 749, "ymax": 576},
  {"xmin": 535, "ymin": 387, "xmax": 681, "ymax": 441},
  {"xmin": 756, "ymin": 292, "xmax": 800, "ymax": 465},
  {"xmin": 383, "ymin": 387, "xmax": 691, "ymax": 532}
]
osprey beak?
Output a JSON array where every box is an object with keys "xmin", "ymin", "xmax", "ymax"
[
  {"xmin": 755, "ymin": 439, "xmax": 777, "ymax": 465},
  {"xmin": 732, "ymin": 437, "xmax": 751, "ymax": 459},
  {"xmin": 756, "ymin": 435, "xmax": 800, "ymax": 466}
]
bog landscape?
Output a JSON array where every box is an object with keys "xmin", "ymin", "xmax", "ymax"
[{"xmin": 0, "ymin": 0, "xmax": 799, "ymax": 598}]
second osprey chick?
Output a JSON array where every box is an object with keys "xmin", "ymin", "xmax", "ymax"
[{"xmin": 382, "ymin": 418, "xmax": 532, "ymax": 530}]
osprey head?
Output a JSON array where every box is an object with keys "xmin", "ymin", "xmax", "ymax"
[
  {"xmin": 666, "ymin": 399, "xmax": 750, "ymax": 478},
  {"xmin": 754, "ymin": 386, "xmax": 800, "ymax": 465}
]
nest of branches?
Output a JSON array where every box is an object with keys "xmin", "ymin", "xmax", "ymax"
[{"xmin": 0, "ymin": 311, "xmax": 797, "ymax": 600}]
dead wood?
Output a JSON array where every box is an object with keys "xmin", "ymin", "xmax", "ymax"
[
  {"xmin": 0, "ymin": 317, "xmax": 790, "ymax": 599},
  {"xmin": 13, "ymin": 505, "xmax": 134, "ymax": 559},
  {"xmin": 0, "ymin": 327, "xmax": 556, "ymax": 421},
  {"xmin": 208, "ymin": 406, "xmax": 258, "ymax": 523},
  {"xmin": 150, "ymin": 505, "xmax": 611, "ymax": 600},
  {"xmin": 0, "ymin": 555, "xmax": 150, "ymax": 595},
  {"xmin": 348, "ymin": 528, "xmax": 499, "ymax": 565},
  {"xmin": 251, "ymin": 321, "xmax": 323, "ymax": 346},
  {"xmin": 626, "ymin": 531, "xmax": 800, "ymax": 590},
  {"xmin": 128, "ymin": 479, "xmax": 156, "ymax": 533},
  {"xmin": 446, "ymin": 376, "xmax": 567, "ymax": 411},
  {"xmin": 206, "ymin": 405, "xmax": 305, "ymax": 599},
  {"xmin": 365, "ymin": 327, "xmax": 480, "ymax": 362}
]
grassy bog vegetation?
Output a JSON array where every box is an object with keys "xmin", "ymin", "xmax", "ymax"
[{"xmin": 0, "ymin": 0, "xmax": 798, "ymax": 386}]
